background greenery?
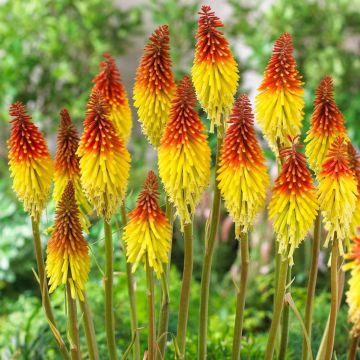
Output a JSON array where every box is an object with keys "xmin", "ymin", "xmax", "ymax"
[{"xmin": 0, "ymin": 0, "xmax": 359, "ymax": 358}]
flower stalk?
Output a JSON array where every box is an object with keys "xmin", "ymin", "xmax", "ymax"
[
  {"xmin": 146, "ymin": 254, "xmax": 156, "ymax": 360},
  {"xmin": 66, "ymin": 283, "xmax": 81, "ymax": 360},
  {"xmin": 302, "ymin": 213, "xmax": 322, "ymax": 360},
  {"xmin": 104, "ymin": 220, "xmax": 117, "ymax": 360},
  {"xmin": 176, "ymin": 221, "xmax": 194, "ymax": 358},
  {"xmin": 231, "ymin": 228, "xmax": 249, "ymax": 360},
  {"xmin": 348, "ymin": 336, "xmax": 359, "ymax": 360}
]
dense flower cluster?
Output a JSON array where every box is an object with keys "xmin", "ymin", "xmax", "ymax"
[
  {"xmin": 318, "ymin": 137, "xmax": 358, "ymax": 254},
  {"xmin": 217, "ymin": 94, "xmax": 269, "ymax": 237},
  {"xmin": 123, "ymin": 171, "xmax": 171, "ymax": 277},
  {"xmin": 46, "ymin": 181, "xmax": 90, "ymax": 301},
  {"xmin": 134, "ymin": 25, "xmax": 176, "ymax": 147},
  {"xmin": 54, "ymin": 109, "xmax": 91, "ymax": 232},
  {"xmin": 305, "ymin": 76, "xmax": 348, "ymax": 174},
  {"xmin": 8, "ymin": 102, "xmax": 53, "ymax": 221},
  {"xmin": 256, "ymin": 33, "xmax": 304, "ymax": 151},
  {"xmin": 77, "ymin": 91, "xmax": 130, "ymax": 221},
  {"xmin": 158, "ymin": 76, "xmax": 211, "ymax": 226},
  {"xmin": 348, "ymin": 143, "xmax": 360, "ymax": 231},
  {"xmin": 269, "ymin": 136, "xmax": 318, "ymax": 264},
  {"xmin": 92, "ymin": 53, "xmax": 132, "ymax": 142},
  {"xmin": 192, "ymin": 5, "xmax": 239, "ymax": 132}
]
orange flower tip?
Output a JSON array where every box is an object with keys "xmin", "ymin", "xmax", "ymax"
[
  {"xmin": 87, "ymin": 90, "xmax": 110, "ymax": 118},
  {"xmin": 8, "ymin": 101, "xmax": 53, "ymax": 220},
  {"xmin": 320, "ymin": 137, "xmax": 352, "ymax": 177},
  {"xmin": 46, "ymin": 180, "xmax": 90, "ymax": 300}
]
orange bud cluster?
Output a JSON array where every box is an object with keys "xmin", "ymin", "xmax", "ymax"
[
  {"xmin": 305, "ymin": 76, "xmax": 348, "ymax": 174},
  {"xmin": 46, "ymin": 181, "xmax": 90, "ymax": 300},
  {"xmin": 8, "ymin": 102, "xmax": 53, "ymax": 220},
  {"xmin": 134, "ymin": 25, "xmax": 176, "ymax": 147},
  {"xmin": 256, "ymin": 33, "xmax": 304, "ymax": 151},
  {"xmin": 123, "ymin": 171, "xmax": 171, "ymax": 277},
  {"xmin": 54, "ymin": 109, "xmax": 91, "ymax": 231},
  {"xmin": 77, "ymin": 91, "xmax": 130, "ymax": 221},
  {"xmin": 92, "ymin": 53, "xmax": 132, "ymax": 141},
  {"xmin": 348, "ymin": 143, "xmax": 360, "ymax": 230}
]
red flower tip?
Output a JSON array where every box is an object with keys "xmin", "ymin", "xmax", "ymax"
[
  {"xmin": 9, "ymin": 101, "xmax": 31, "ymax": 125},
  {"xmin": 62, "ymin": 180, "xmax": 76, "ymax": 207},
  {"xmin": 176, "ymin": 75, "xmax": 196, "ymax": 107},
  {"xmin": 348, "ymin": 143, "xmax": 360, "ymax": 178},
  {"xmin": 230, "ymin": 94, "xmax": 254, "ymax": 127},
  {"xmin": 316, "ymin": 75, "xmax": 334, "ymax": 103},
  {"xmin": 59, "ymin": 108, "xmax": 73, "ymax": 130},
  {"xmin": 198, "ymin": 5, "xmax": 224, "ymax": 30},
  {"xmin": 321, "ymin": 137, "xmax": 351, "ymax": 177},
  {"xmin": 143, "ymin": 170, "xmax": 159, "ymax": 196},
  {"xmin": 273, "ymin": 32, "xmax": 293, "ymax": 58},
  {"xmin": 93, "ymin": 53, "xmax": 121, "ymax": 86},
  {"xmin": 87, "ymin": 90, "xmax": 110, "ymax": 118}
]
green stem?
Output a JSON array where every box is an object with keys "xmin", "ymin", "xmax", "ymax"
[
  {"xmin": 324, "ymin": 238, "xmax": 339, "ymax": 360},
  {"xmin": 79, "ymin": 293, "xmax": 99, "ymax": 360},
  {"xmin": 146, "ymin": 254, "xmax": 156, "ymax": 360},
  {"xmin": 66, "ymin": 283, "xmax": 81, "ymax": 360},
  {"xmin": 264, "ymin": 256, "xmax": 289, "ymax": 360},
  {"xmin": 348, "ymin": 336, "xmax": 359, "ymax": 360},
  {"xmin": 198, "ymin": 129, "xmax": 224, "ymax": 360},
  {"xmin": 177, "ymin": 221, "xmax": 194, "ymax": 358},
  {"xmin": 104, "ymin": 219, "xmax": 117, "ymax": 360},
  {"xmin": 31, "ymin": 219, "xmax": 70, "ymax": 360},
  {"xmin": 157, "ymin": 199, "xmax": 173, "ymax": 360},
  {"xmin": 231, "ymin": 229, "xmax": 249, "ymax": 360},
  {"xmin": 302, "ymin": 213, "xmax": 321, "ymax": 360},
  {"xmin": 121, "ymin": 203, "xmax": 140, "ymax": 360},
  {"xmin": 279, "ymin": 266, "xmax": 291, "ymax": 359}
]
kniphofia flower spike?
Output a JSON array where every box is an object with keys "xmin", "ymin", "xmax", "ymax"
[
  {"xmin": 217, "ymin": 94, "xmax": 269, "ymax": 237},
  {"xmin": 192, "ymin": 5, "xmax": 239, "ymax": 132},
  {"xmin": 54, "ymin": 109, "xmax": 92, "ymax": 232},
  {"xmin": 305, "ymin": 76, "xmax": 348, "ymax": 174},
  {"xmin": 46, "ymin": 180, "xmax": 90, "ymax": 301},
  {"xmin": 77, "ymin": 91, "xmax": 130, "ymax": 221},
  {"xmin": 134, "ymin": 25, "xmax": 176, "ymax": 147},
  {"xmin": 344, "ymin": 228, "xmax": 360, "ymax": 337},
  {"xmin": 256, "ymin": 33, "xmax": 304, "ymax": 151},
  {"xmin": 8, "ymin": 102, "xmax": 53, "ymax": 221},
  {"xmin": 158, "ymin": 76, "xmax": 211, "ymax": 226},
  {"xmin": 92, "ymin": 53, "xmax": 132, "ymax": 142},
  {"xmin": 348, "ymin": 143, "xmax": 360, "ymax": 231},
  {"xmin": 123, "ymin": 171, "xmax": 172, "ymax": 277},
  {"xmin": 318, "ymin": 137, "xmax": 358, "ymax": 255},
  {"xmin": 269, "ymin": 136, "xmax": 318, "ymax": 264}
]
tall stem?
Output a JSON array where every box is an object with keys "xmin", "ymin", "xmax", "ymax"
[
  {"xmin": 231, "ymin": 229, "xmax": 249, "ymax": 360},
  {"xmin": 157, "ymin": 199, "xmax": 174, "ymax": 360},
  {"xmin": 66, "ymin": 283, "xmax": 81, "ymax": 360},
  {"xmin": 177, "ymin": 221, "xmax": 193, "ymax": 358},
  {"xmin": 348, "ymin": 336, "xmax": 359, "ymax": 360},
  {"xmin": 31, "ymin": 219, "xmax": 70, "ymax": 360},
  {"xmin": 324, "ymin": 238, "xmax": 339, "ymax": 360},
  {"xmin": 264, "ymin": 256, "xmax": 289, "ymax": 360},
  {"xmin": 120, "ymin": 203, "xmax": 140, "ymax": 360},
  {"xmin": 279, "ymin": 266, "xmax": 292, "ymax": 359},
  {"xmin": 79, "ymin": 293, "xmax": 99, "ymax": 360},
  {"xmin": 198, "ymin": 128, "xmax": 224, "ymax": 360},
  {"xmin": 302, "ymin": 213, "xmax": 321, "ymax": 360},
  {"xmin": 104, "ymin": 220, "xmax": 117, "ymax": 360},
  {"xmin": 146, "ymin": 254, "xmax": 156, "ymax": 360}
]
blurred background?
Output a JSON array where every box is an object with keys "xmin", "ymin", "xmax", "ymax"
[{"xmin": 0, "ymin": 0, "xmax": 359, "ymax": 358}]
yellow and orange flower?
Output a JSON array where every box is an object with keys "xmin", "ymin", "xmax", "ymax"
[
  {"xmin": 123, "ymin": 171, "xmax": 171, "ymax": 277},
  {"xmin": 344, "ymin": 228, "xmax": 360, "ymax": 336},
  {"xmin": 217, "ymin": 94, "xmax": 269, "ymax": 237},
  {"xmin": 269, "ymin": 136, "xmax": 318, "ymax": 264},
  {"xmin": 133, "ymin": 25, "xmax": 175, "ymax": 147},
  {"xmin": 318, "ymin": 137, "xmax": 358, "ymax": 255},
  {"xmin": 53, "ymin": 109, "xmax": 92, "ymax": 232},
  {"xmin": 8, "ymin": 102, "xmax": 53, "ymax": 221},
  {"xmin": 92, "ymin": 53, "xmax": 132, "ymax": 142},
  {"xmin": 348, "ymin": 143, "xmax": 360, "ymax": 231},
  {"xmin": 158, "ymin": 76, "xmax": 211, "ymax": 226},
  {"xmin": 192, "ymin": 5, "xmax": 239, "ymax": 132},
  {"xmin": 46, "ymin": 181, "xmax": 90, "ymax": 301},
  {"xmin": 255, "ymin": 33, "xmax": 304, "ymax": 151},
  {"xmin": 305, "ymin": 76, "xmax": 348, "ymax": 174},
  {"xmin": 77, "ymin": 91, "xmax": 130, "ymax": 221}
]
